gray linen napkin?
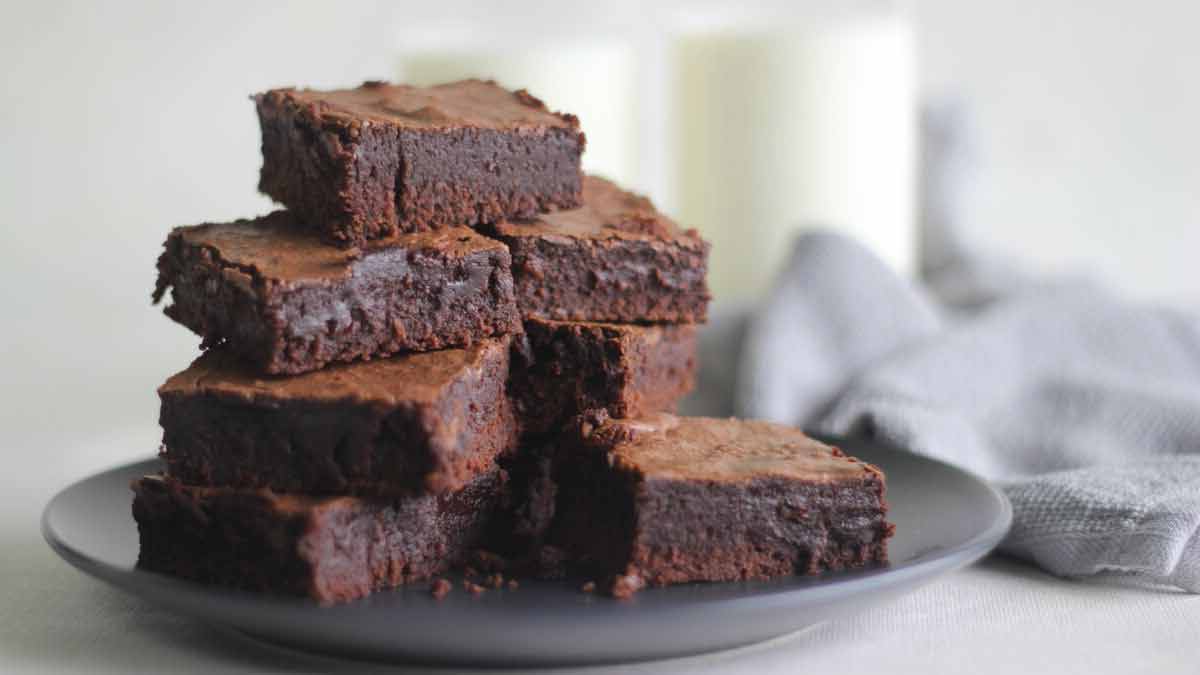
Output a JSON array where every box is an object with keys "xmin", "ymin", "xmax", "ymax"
[
  {"xmin": 735, "ymin": 234, "xmax": 1200, "ymax": 592},
  {"xmin": 731, "ymin": 104, "xmax": 1200, "ymax": 592}
]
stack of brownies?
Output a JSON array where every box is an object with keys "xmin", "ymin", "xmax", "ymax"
[{"xmin": 133, "ymin": 79, "xmax": 893, "ymax": 603}]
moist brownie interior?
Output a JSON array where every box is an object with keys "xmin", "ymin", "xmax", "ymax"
[
  {"xmin": 486, "ymin": 176, "xmax": 711, "ymax": 323},
  {"xmin": 547, "ymin": 414, "xmax": 894, "ymax": 596},
  {"xmin": 132, "ymin": 469, "xmax": 505, "ymax": 605},
  {"xmin": 255, "ymin": 79, "xmax": 585, "ymax": 244},
  {"xmin": 510, "ymin": 319, "xmax": 697, "ymax": 435},
  {"xmin": 158, "ymin": 338, "xmax": 517, "ymax": 495},
  {"xmin": 153, "ymin": 211, "xmax": 520, "ymax": 374}
]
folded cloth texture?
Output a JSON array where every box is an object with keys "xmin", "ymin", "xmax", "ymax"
[{"xmin": 734, "ymin": 231, "xmax": 1200, "ymax": 593}]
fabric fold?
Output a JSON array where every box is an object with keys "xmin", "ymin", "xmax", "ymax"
[{"xmin": 737, "ymin": 232, "xmax": 1200, "ymax": 593}]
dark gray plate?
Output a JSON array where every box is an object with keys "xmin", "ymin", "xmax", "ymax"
[{"xmin": 43, "ymin": 437, "xmax": 1010, "ymax": 667}]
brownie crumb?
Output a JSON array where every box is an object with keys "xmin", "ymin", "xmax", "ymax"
[
  {"xmin": 463, "ymin": 580, "xmax": 486, "ymax": 596},
  {"xmin": 610, "ymin": 574, "xmax": 645, "ymax": 599},
  {"xmin": 581, "ymin": 581, "xmax": 596, "ymax": 593},
  {"xmin": 430, "ymin": 578, "xmax": 452, "ymax": 600}
]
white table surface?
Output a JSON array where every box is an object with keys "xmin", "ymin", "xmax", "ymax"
[{"xmin": 4, "ymin": 425, "xmax": 1198, "ymax": 674}]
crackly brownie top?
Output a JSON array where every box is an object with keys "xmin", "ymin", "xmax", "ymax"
[
  {"xmin": 583, "ymin": 414, "xmax": 882, "ymax": 484},
  {"xmin": 258, "ymin": 79, "xmax": 580, "ymax": 131},
  {"xmin": 167, "ymin": 211, "xmax": 506, "ymax": 283},
  {"xmin": 160, "ymin": 338, "xmax": 508, "ymax": 405},
  {"xmin": 492, "ymin": 176, "xmax": 707, "ymax": 247}
]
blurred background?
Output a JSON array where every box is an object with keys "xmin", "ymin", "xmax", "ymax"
[{"xmin": 2, "ymin": 0, "xmax": 1199, "ymax": 456}]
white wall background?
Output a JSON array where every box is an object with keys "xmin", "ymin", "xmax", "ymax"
[
  {"xmin": 913, "ymin": 0, "xmax": 1200, "ymax": 302},
  {"xmin": 2, "ymin": 0, "xmax": 1199, "ymax": 450},
  {"xmin": 1, "ymin": 1, "xmax": 396, "ymax": 445}
]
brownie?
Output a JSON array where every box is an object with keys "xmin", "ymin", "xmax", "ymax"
[
  {"xmin": 511, "ymin": 319, "xmax": 697, "ymax": 435},
  {"xmin": 131, "ymin": 469, "xmax": 504, "ymax": 605},
  {"xmin": 158, "ymin": 338, "xmax": 516, "ymax": 495},
  {"xmin": 152, "ymin": 210, "xmax": 520, "ymax": 375},
  {"xmin": 485, "ymin": 176, "xmax": 711, "ymax": 323},
  {"xmin": 548, "ymin": 414, "xmax": 894, "ymax": 597},
  {"xmin": 255, "ymin": 79, "xmax": 585, "ymax": 245},
  {"xmin": 486, "ymin": 445, "xmax": 559, "ymax": 560}
]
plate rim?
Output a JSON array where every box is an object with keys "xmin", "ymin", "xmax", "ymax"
[{"xmin": 42, "ymin": 441, "xmax": 1013, "ymax": 664}]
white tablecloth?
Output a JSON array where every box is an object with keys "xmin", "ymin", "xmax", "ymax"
[{"xmin": 4, "ymin": 426, "xmax": 1197, "ymax": 674}]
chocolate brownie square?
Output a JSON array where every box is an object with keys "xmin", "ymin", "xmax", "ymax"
[
  {"xmin": 549, "ymin": 414, "xmax": 893, "ymax": 596},
  {"xmin": 255, "ymin": 79, "xmax": 584, "ymax": 245},
  {"xmin": 511, "ymin": 319, "xmax": 697, "ymax": 435},
  {"xmin": 153, "ymin": 210, "xmax": 520, "ymax": 375},
  {"xmin": 158, "ymin": 338, "xmax": 516, "ymax": 496},
  {"xmin": 485, "ymin": 176, "xmax": 711, "ymax": 323},
  {"xmin": 131, "ymin": 469, "xmax": 503, "ymax": 605}
]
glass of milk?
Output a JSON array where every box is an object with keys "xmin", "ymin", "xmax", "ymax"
[
  {"xmin": 669, "ymin": 5, "xmax": 917, "ymax": 299},
  {"xmin": 396, "ymin": 27, "xmax": 645, "ymax": 193}
]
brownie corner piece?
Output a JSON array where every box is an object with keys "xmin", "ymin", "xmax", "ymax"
[
  {"xmin": 487, "ymin": 175, "xmax": 711, "ymax": 323},
  {"xmin": 254, "ymin": 79, "xmax": 585, "ymax": 245},
  {"xmin": 131, "ymin": 469, "xmax": 505, "ymax": 604},
  {"xmin": 511, "ymin": 319, "xmax": 697, "ymax": 435},
  {"xmin": 549, "ymin": 414, "xmax": 893, "ymax": 595},
  {"xmin": 158, "ymin": 337, "xmax": 517, "ymax": 496},
  {"xmin": 152, "ymin": 212, "xmax": 519, "ymax": 375}
]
